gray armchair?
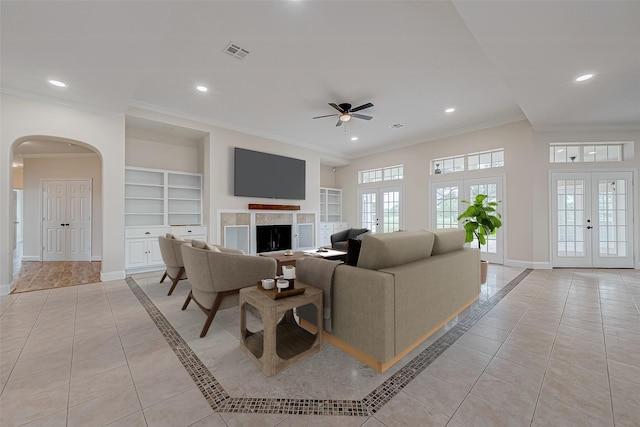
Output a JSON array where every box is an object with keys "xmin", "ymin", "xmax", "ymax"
[
  {"xmin": 330, "ymin": 228, "xmax": 369, "ymax": 251},
  {"xmin": 158, "ymin": 235, "xmax": 189, "ymax": 295},
  {"xmin": 181, "ymin": 241, "xmax": 277, "ymax": 337}
]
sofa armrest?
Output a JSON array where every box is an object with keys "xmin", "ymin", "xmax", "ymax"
[{"xmin": 331, "ymin": 265, "xmax": 396, "ymax": 364}]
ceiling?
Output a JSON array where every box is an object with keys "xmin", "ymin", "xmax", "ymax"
[{"xmin": 2, "ymin": 1, "xmax": 639, "ymax": 164}]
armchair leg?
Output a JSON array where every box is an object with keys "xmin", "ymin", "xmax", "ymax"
[
  {"xmin": 199, "ymin": 289, "xmax": 240, "ymax": 338},
  {"xmin": 181, "ymin": 291, "xmax": 193, "ymax": 310},
  {"xmin": 167, "ymin": 267, "xmax": 186, "ymax": 296},
  {"xmin": 160, "ymin": 271, "xmax": 168, "ymax": 283}
]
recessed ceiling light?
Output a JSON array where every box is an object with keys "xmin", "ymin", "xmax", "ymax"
[
  {"xmin": 576, "ymin": 74, "xmax": 593, "ymax": 82},
  {"xmin": 48, "ymin": 79, "xmax": 66, "ymax": 87},
  {"xmin": 351, "ymin": 136, "xmax": 358, "ymax": 141},
  {"xmin": 196, "ymin": 85, "xmax": 208, "ymax": 92},
  {"xmin": 588, "ymin": 151, "xmax": 596, "ymax": 154},
  {"xmin": 445, "ymin": 107, "xmax": 456, "ymax": 113}
]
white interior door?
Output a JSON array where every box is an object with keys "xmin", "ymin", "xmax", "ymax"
[
  {"xmin": 358, "ymin": 186, "xmax": 403, "ymax": 233},
  {"xmin": 431, "ymin": 177, "xmax": 504, "ymax": 264},
  {"xmin": 43, "ymin": 181, "xmax": 67, "ymax": 261},
  {"xmin": 42, "ymin": 179, "xmax": 91, "ymax": 261},
  {"xmin": 552, "ymin": 172, "xmax": 634, "ymax": 268},
  {"xmin": 67, "ymin": 180, "xmax": 92, "ymax": 261}
]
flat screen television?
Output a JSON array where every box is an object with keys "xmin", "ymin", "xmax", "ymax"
[{"xmin": 234, "ymin": 147, "xmax": 306, "ymax": 200}]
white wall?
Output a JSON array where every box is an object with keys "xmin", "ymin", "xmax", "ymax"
[
  {"xmin": 336, "ymin": 120, "xmax": 640, "ymax": 268},
  {"xmin": 22, "ymin": 157, "xmax": 103, "ymax": 260},
  {"xmin": 1, "ymin": 94, "xmax": 125, "ymax": 292},
  {"xmin": 126, "ymin": 107, "xmax": 324, "ymax": 246},
  {"xmin": 126, "ymin": 137, "xmax": 201, "ymax": 173},
  {"xmin": 336, "ymin": 121, "xmax": 534, "ymax": 263},
  {"xmin": 320, "ymin": 164, "xmax": 337, "ymax": 188}
]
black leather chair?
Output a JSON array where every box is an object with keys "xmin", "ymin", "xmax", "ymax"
[{"xmin": 330, "ymin": 228, "xmax": 369, "ymax": 251}]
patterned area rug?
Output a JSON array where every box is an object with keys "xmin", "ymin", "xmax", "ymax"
[{"xmin": 128, "ymin": 269, "xmax": 533, "ymax": 416}]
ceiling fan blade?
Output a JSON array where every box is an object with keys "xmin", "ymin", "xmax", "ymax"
[
  {"xmin": 352, "ymin": 113, "xmax": 373, "ymax": 120},
  {"xmin": 335, "ymin": 118, "xmax": 343, "ymax": 127},
  {"xmin": 350, "ymin": 102, "xmax": 373, "ymax": 112},
  {"xmin": 313, "ymin": 114, "xmax": 340, "ymax": 119},
  {"xmin": 329, "ymin": 103, "xmax": 345, "ymax": 113}
]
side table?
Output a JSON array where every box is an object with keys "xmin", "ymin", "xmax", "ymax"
[
  {"xmin": 239, "ymin": 282, "xmax": 323, "ymax": 376},
  {"xmin": 258, "ymin": 251, "xmax": 305, "ymax": 275}
]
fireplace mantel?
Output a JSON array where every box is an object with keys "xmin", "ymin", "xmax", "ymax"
[{"xmin": 248, "ymin": 203, "xmax": 300, "ymax": 211}]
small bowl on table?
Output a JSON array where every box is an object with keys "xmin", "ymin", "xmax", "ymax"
[{"xmin": 261, "ymin": 278, "xmax": 275, "ymax": 290}]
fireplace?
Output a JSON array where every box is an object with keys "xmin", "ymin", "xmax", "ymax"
[{"xmin": 256, "ymin": 225, "xmax": 292, "ymax": 253}]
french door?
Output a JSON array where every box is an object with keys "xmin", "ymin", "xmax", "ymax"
[
  {"xmin": 431, "ymin": 177, "xmax": 504, "ymax": 264},
  {"xmin": 358, "ymin": 185, "xmax": 403, "ymax": 233},
  {"xmin": 42, "ymin": 180, "xmax": 92, "ymax": 261},
  {"xmin": 551, "ymin": 172, "xmax": 634, "ymax": 268}
]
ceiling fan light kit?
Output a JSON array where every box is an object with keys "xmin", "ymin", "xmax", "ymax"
[{"xmin": 313, "ymin": 102, "xmax": 374, "ymax": 127}]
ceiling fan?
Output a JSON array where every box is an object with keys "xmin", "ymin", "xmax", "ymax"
[{"xmin": 313, "ymin": 102, "xmax": 374, "ymax": 127}]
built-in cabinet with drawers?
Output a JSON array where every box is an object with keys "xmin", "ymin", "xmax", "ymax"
[
  {"xmin": 124, "ymin": 167, "xmax": 206, "ymax": 272},
  {"xmin": 319, "ymin": 222, "xmax": 348, "ymax": 248},
  {"xmin": 319, "ymin": 187, "xmax": 347, "ymax": 247}
]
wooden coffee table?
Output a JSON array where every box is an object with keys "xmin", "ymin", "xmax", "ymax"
[
  {"xmin": 239, "ymin": 282, "xmax": 323, "ymax": 376},
  {"xmin": 302, "ymin": 248, "xmax": 347, "ymax": 261},
  {"xmin": 258, "ymin": 251, "xmax": 305, "ymax": 275}
]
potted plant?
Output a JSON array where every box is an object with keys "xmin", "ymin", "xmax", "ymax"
[{"xmin": 457, "ymin": 194, "xmax": 502, "ymax": 284}]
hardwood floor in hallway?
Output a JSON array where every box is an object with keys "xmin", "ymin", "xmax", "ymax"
[{"xmin": 11, "ymin": 261, "xmax": 101, "ymax": 293}]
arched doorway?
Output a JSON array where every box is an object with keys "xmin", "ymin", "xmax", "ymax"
[{"xmin": 10, "ymin": 136, "xmax": 103, "ymax": 292}]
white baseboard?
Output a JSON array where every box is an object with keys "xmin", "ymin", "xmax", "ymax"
[
  {"xmin": 92, "ymin": 255, "xmax": 101, "ymax": 262},
  {"xmin": 0, "ymin": 282, "xmax": 15, "ymax": 296},
  {"xmin": 125, "ymin": 266, "xmax": 165, "ymax": 275},
  {"xmin": 22, "ymin": 255, "xmax": 40, "ymax": 262},
  {"xmin": 100, "ymin": 270, "xmax": 126, "ymax": 282},
  {"xmin": 505, "ymin": 259, "xmax": 552, "ymax": 269}
]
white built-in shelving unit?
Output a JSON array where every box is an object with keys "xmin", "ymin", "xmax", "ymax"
[
  {"xmin": 124, "ymin": 167, "xmax": 206, "ymax": 272},
  {"xmin": 319, "ymin": 187, "xmax": 347, "ymax": 247}
]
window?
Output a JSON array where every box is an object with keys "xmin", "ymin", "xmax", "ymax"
[
  {"xmin": 433, "ymin": 149, "xmax": 504, "ymax": 175},
  {"xmin": 549, "ymin": 143, "xmax": 623, "ymax": 163},
  {"xmin": 359, "ymin": 165, "xmax": 404, "ymax": 184}
]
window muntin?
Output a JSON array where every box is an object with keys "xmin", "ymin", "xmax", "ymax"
[
  {"xmin": 359, "ymin": 165, "xmax": 404, "ymax": 184},
  {"xmin": 549, "ymin": 143, "xmax": 622, "ymax": 163},
  {"xmin": 433, "ymin": 149, "xmax": 504, "ymax": 175}
]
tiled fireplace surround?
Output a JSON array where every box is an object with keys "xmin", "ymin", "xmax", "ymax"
[{"xmin": 219, "ymin": 211, "xmax": 316, "ymax": 254}]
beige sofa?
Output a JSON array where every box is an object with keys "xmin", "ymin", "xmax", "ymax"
[{"xmin": 299, "ymin": 229, "xmax": 480, "ymax": 372}]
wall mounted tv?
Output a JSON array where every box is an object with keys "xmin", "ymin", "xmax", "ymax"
[{"xmin": 234, "ymin": 147, "xmax": 306, "ymax": 200}]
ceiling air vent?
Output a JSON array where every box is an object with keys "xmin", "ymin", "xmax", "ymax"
[
  {"xmin": 224, "ymin": 43, "xmax": 250, "ymax": 60},
  {"xmin": 389, "ymin": 123, "xmax": 404, "ymax": 129}
]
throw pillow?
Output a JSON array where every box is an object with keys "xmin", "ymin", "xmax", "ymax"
[
  {"xmin": 205, "ymin": 244, "xmax": 221, "ymax": 252},
  {"xmin": 346, "ymin": 233, "xmax": 365, "ymax": 266},
  {"xmin": 166, "ymin": 233, "xmax": 177, "ymax": 239},
  {"xmin": 191, "ymin": 239, "xmax": 208, "ymax": 249}
]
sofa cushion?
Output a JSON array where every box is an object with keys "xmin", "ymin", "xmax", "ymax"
[
  {"xmin": 205, "ymin": 244, "xmax": 221, "ymax": 252},
  {"xmin": 357, "ymin": 230, "xmax": 435, "ymax": 270},
  {"xmin": 431, "ymin": 228, "xmax": 466, "ymax": 255},
  {"xmin": 345, "ymin": 234, "xmax": 366, "ymax": 266}
]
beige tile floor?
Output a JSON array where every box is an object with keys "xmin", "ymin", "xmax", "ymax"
[{"xmin": 1, "ymin": 265, "xmax": 639, "ymax": 426}]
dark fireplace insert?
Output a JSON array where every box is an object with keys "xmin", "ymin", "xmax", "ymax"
[{"xmin": 256, "ymin": 225, "xmax": 292, "ymax": 253}]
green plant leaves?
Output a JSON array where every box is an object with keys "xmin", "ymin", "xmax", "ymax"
[{"xmin": 456, "ymin": 194, "xmax": 502, "ymax": 248}]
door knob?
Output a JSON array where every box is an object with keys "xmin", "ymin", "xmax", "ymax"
[{"xmin": 587, "ymin": 226, "xmax": 593, "ymax": 229}]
